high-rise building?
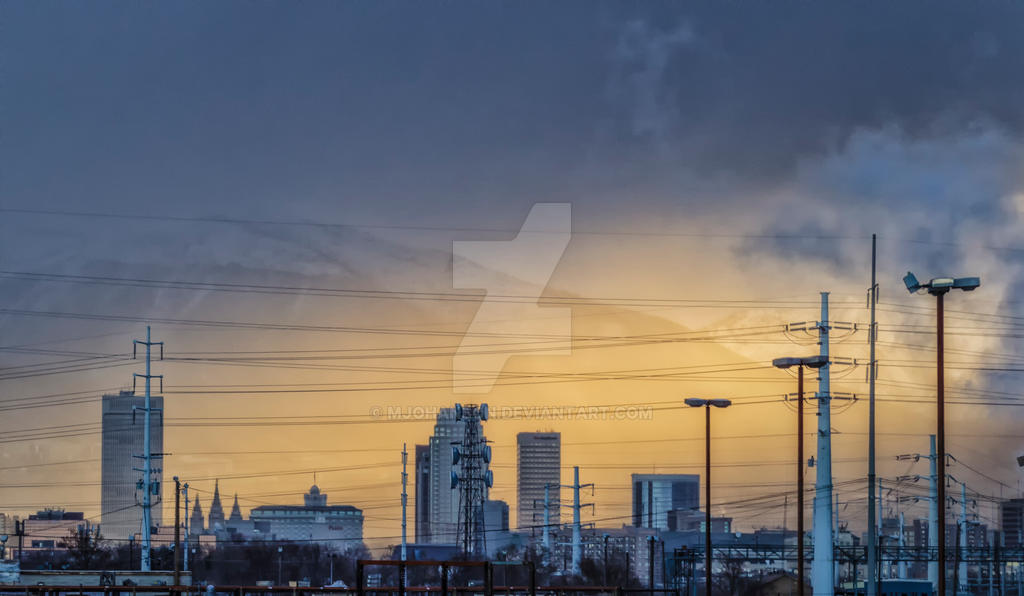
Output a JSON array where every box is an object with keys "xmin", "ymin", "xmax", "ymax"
[
  {"xmin": 484, "ymin": 500, "xmax": 510, "ymax": 533},
  {"xmin": 631, "ymin": 473, "xmax": 699, "ymax": 531},
  {"xmin": 516, "ymin": 432, "xmax": 561, "ymax": 532},
  {"xmin": 427, "ymin": 408, "xmax": 464, "ymax": 544},
  {"xmin": 425, "ymin": 407, "xmax": 487, "ymax": 544},
  {"xmin": 1001, "ymin": 498, "xmax": 1024, "ymax": 546},
  {"xmin": 415, "ymin": 444, "xmax": 431, "ymax": 542},
  {"xmin": 101, "ymin": 390, "xmax": 164, "ymax": 540}
]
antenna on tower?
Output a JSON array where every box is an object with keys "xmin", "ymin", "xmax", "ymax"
[{"xmin": 451, "ymin": 403, "xmax": 491, "ymax": 557}]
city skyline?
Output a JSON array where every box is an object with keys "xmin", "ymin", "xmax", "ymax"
[{"xmin": 3, "ymin": 1, "xmax": 1024, "ymax": 567}]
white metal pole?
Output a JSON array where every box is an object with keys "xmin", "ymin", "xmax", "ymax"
[
  {"xmin": 812, "ymin": 292, "xmax": 834, "ymax": 596},
  {"xmin": 142, "ymin": 325, "xmax": 153, "ymax": 572},
  {"xmin": 572, "ymin": 467, "xmax": 581, "ymax": 576},
  {"xmin": 899, "ymin": 511, "xmax": 907, "ymax": 579},
  {"xmin": 183, "ymin": 483, "xmax": 190, "ymax": 573},
  {"xmin": 961, "ymin": 482, "xmax": 968, "ymax": 594},
  {"xmin": 402, "ymin": 443, "xmax": 408, "ymax": 562},
  {"xmin": 878, "ymin": 477, "xmax": 884, "ymax": 580},
  {"xmin": 543, "ymin": 484, "xmax": 551, "ymax": 553}
]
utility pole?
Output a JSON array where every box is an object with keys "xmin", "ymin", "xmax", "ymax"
[
  {"xmin": 960, "ymin": 481, "xmax": 968, "ymax": 594},
  {"xmin": 133, "ymin": 326, "xmax": 163, "ymax": 572},
  {"xmin": 401, "ymin": 443, "xmax": 408, "ymax": 563},
  {"xmin": 543, "ymin": 483, "xmax": 554, "ymax": 553},
  {"xmin": 563, "ymin": 466, "xmax": 593, "ymax": 576},
  {"xmin": 649, "ymin": 536, "xmax": 656, "ymax": 594},
  {"xmin": 835, "ymin": 491, "xmax": 841, "ymax": 585},
  {"xmin": 603, "ymin": 534, "xmax": 610, "ymax": 587},
  {"xmin": 930, "ymin": 435, "xmax": 939, "ymax": 591},
  {"xmin": 173, "ymin": 476, "xmax": 181, "ymax": 585},
  {"xmin": 813, "ymin": 292, "xmax": 835, "ymax": 596},
  {"xmin": 867, "ymin": 233, "xmax": 879, "ymax": 596},
  {"xmin": 182, "ymin": 482, "xmax": 190, "ymax": 573},
  {"xmin": 14, "ymin": 519, "xmax": 23, "ymax": 563},
  {"xmin": 898, "ymin": 511, "xmax": 907, "ymax": 580},
  {"xmin": 878, "ymin": 477, "xmax": 884, "ymax": 581}
]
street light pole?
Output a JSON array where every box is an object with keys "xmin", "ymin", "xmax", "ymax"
[
  {"xmin": 705, "ymin": 402, "xmax": 711, "ymax": 596},
  {"xmin": 937, "ymin": 291, "xmax": 946, "ymax": 596},
  {"xmin": 685, "ymin": 398, "xmax": 732, "ymax": 596},
  {"xmin": 903, "ymin": 271, "xmax": 980, "ymax": 596},
  {"xmin": 798, "ymin": 365, "xmax": 805, "ymax": 596},
  {"xmin": 773, "ymin": 354, "xmax": 828, "ymax": 596}
]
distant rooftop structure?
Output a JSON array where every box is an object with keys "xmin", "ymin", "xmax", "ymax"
[
  {"xmin": 304, "ymin": 484, "xmax": 328, "ymax": 507},
  {"xmin": 28, "ymin": 509, "xmax": 84, "ymax": 521}
]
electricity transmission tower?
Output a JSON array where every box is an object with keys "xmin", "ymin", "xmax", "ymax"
[
  {"xmin": 132, "ymin": 326, "xmax": 164, "ymax": 572},
  {"xmin": 451, "ymin": 403, "xmax": 492, "ymax": 557}
]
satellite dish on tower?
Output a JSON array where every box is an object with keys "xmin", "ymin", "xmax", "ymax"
[
  {"xmin": 483, "ymin": 445, "xmax": 492, "ymax": 463},
  {"xmin": 451, "ymin": 471, "xmax": 459, "ymax": 489},
  {"xmin": 480, "ymin": 403, "xmax": 489, "ymax": 421},
  {"xmin": 454, "ymin": 403, "xmax": 463, "ymax": 421},
  {"xmin": 452, "ymin": 447, "xmax": 461, "ymax": 465},
  {"xmin": 485, "ymin": 470, "xmax": 494, "ymax": 488}
]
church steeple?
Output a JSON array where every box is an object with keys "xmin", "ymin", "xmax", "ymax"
[
  {"xmin": 229, "ymin": 493, "xmax": 243, "ymax": 523},
  {"xmin": 190, "ymin": 497, "xmax": 205, "ymax": 534},
  {"xmin": 208, "ymin": 479, "xmax": 226, "ymax": 530}
]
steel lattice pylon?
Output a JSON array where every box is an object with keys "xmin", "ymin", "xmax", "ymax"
[{"xmin": 452, "ymin": 403, "xmax": 492, "ymax": 558}]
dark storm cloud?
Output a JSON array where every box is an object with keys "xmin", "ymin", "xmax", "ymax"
[
  {"xmin": 5, "ymin": 1, "xmax": 1024, "ymax": 224},
  {"xmin": 602, "ymin": 2, "xmax": 1024, "ymax": 193}
]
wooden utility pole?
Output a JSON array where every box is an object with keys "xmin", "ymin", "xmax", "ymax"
[{"xmin": 174, "ymin": 476, "xmax": 181, "ymax": 585}]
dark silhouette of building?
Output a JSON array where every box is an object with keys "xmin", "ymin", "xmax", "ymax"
[
  {"xmin": 190, "ymin": 497, "xmax": 205, "ymax": 534},
  {"xmin": 415, "ymin": 444, "xmax": 431, "ymax": 543},
  {"xmin": 1001, "ymin": 498, "xmax": 1024, "ymax": 546},
  {"xmin": 632, "ymin": 474, "xmax": 699, "ymax": 530},
  {"xmin": 516, "ymin": 432, "xmax": 560, "ymax": 533},
  {"xmin": 101, "ymin": 390, "xmax": 163, "ymax": 540},
  {"xmin": 208, "ymin": 480, "xmax": 226, "ymax": 530}
]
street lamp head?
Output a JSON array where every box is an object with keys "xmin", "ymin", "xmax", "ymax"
[
  {"xmin": 928, "ymin": 278, "xmax": 954, "ymax": 295},
  {"xmin": 685, "ymin": 397, "xmax": 731, "ymax": 408},
  {"xmin": 905, "ymin": 271, "xmax": 980, "ymax": 295},
  {"xmin": 803, "ymin": 355, "xmax": 828, "ymax": 369},
  {"xmin": 953, "ymin": 277, "xmax": 981, "ymax": 291},
  {"xmin": 772, "ymin": 355, "xmax": 827, "ymax": 369},
  {"xmin": 903, "ymin": 272, "xmax": 922, "ymax": 293}
]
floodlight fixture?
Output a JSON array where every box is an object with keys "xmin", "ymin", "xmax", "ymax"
[
  {"xmin": 772, "ymin": 355, "xmax": 827, "ymax": 369},
  {"xmin": 904, "ymin": 271, "xmax": 981, "ymax": 296}
]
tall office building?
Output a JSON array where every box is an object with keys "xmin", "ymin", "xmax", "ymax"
[
  {"xmin": 631, "ymin": 473, "xmax": 699, "ymax": 531},
  {"xmin": 101, "ymin": 390, "xmax": 164, "ymax": 540},
  {"xmin": 424, "ymin": 407, "xmax": 487, "ymax": 544},
  {"xmin": 516, "ymin": 432, "xmax": 561, "ymax": 532},
  {"xmin": 415, "ymin": 444, "xmax": 431, "ymax": 543},
  {"xmin": 1001, "ymin": 498, "xmax": 1024, "ymax": 546}
]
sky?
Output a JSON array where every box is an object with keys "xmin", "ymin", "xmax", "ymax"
[{"xmin": 3, "ymin": 1, "xmax": 1024, "ymax": 552}]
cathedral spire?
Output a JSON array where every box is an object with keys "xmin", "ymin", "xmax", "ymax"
[
  {"xmin": 190, "ymin": 496, "xmax": 205, "ymax": 534},
  {"xmin": 208, "ymin": 479, "xmax": 226, "ymax": 530},
  {"xmin": 229, "ymin": 493, "xmax": 243, "ymax": 523}
]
